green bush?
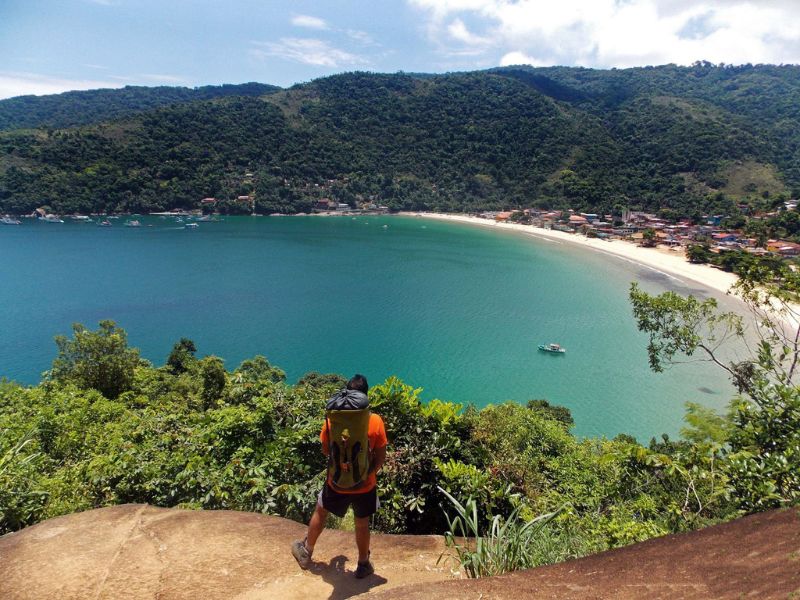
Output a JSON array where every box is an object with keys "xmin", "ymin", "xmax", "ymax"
[
  {"xmin": 438, "ymin": 487, "xmax": 565, "ymax": 578},
  {"xmin": 0, "ymin": 433, "xmax": 49, "ymax": 531},
  {"xmin": 50, "ymin": 320, "xmax": 144, "ymax": 399}
]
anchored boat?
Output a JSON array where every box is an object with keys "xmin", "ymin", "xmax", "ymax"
[{"xmin": 538, "ymin": 343, "xmax": 566, "ymax": 354}]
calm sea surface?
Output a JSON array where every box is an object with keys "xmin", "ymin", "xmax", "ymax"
[{"xmin": 0, "ymin": 215, "xmax": 738, "ymax": 439}]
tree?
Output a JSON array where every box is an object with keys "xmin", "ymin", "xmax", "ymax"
[
  {"xmin": 296, "ymin": 371, "xmax": 346, "ymax": 389},
  {"xmin": 50, "ymin": 320, "xmax": 142, "ymax": 399},
  {"xmin": 641, "ymin": 228, "xmax": 657, "ymax": 247},
  {"xmin": 629, "ymin": 256, "xmax": 800, "ymax": 510},
  {"xmin": 686, "ymin": 244, "xmax": 711, "ymax": 264},
  {"xmin": 166, "ymin": 338, "xmax": 197, "ymax": 374},
  {"xmin": 629, "ymin": 283, "xmax": 744, "ymax": 380},
  {"xmin": 526, "ymin": 399, "xmax": 574, "ymax": 428},
  {"xmin": 234, "ymin": 355, "xmax": 285, "ymax": 384},
  {"xmin": 200, "ymin": 356, "xmax": 227, "ymax": 410}
]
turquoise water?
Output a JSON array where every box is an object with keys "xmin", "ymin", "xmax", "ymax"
[{"xmin": 0, "ymin": 215, "xmax": 735, "ymax": 439}]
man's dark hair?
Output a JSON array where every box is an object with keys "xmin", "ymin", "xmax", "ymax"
[{"xmin": 346, "ymin": 374, "xmax": 368, "ymax": 394}]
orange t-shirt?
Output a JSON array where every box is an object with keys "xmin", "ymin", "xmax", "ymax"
[{"xmin": 320, "ymin": 413, "xmax": 387, "ymax": 494}]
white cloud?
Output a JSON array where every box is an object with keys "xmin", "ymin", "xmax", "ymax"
[
  {"xmin": 346, "ymin": 29, "xmax": 375, "ymax": 45},
  {"xmin": 499, "ymin": 51, "xmax": 549, "ymax": 67},
  {"xmin": 250, "ymin": 38, "xmax": 369, "ymax": 68},
  {"xmin": 291, "ymin": 15, "xmax": 329, "ymax": 30},
  {"xmin": 447, "ymin": 18, "xmax": 491, "ymax": 46},
  {"xmin": 408, "ymin": 0, "xmax": 800, "ymax": 68},
  {"xmin": 0, "ymin": 71, "xmax": 125, "ymax": 100}
]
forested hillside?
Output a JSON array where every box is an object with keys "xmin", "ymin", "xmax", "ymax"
[
  {"xmin": 1, "ymin": 64, "xmax": 798, "ymax": 215},
  {"xmin": 0, "ymin": 83, "xmax": 279, "ymax": 131}
]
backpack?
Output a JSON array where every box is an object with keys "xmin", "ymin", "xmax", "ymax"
[{"xmin": 325, "ymin": 408, "xmax": 371, "ymax": 491}]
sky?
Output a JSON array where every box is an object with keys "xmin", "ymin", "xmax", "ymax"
[{"xmin": 2, "ymin": 0, "xmax": 800, "ymax": 99}]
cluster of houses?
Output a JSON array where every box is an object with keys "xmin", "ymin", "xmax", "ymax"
[
  {"xmin": 482, "ymin": 208, "xmax": 800, "ymax": 258},
  {"xmin": 312, "ymin": 199, "xmax": 390, "ymax": 214},
  {"xmin": 200, "ymin": 196, "xmax": 254, "ymax": 210},
  {"xmin": 200, "ymin": 173, "xmax": 391, "ymax": 215}
]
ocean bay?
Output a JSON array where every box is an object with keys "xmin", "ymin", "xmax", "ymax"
[{"xmin": 0, "ymin": 214, "xmax": 735, "ymax": 439}]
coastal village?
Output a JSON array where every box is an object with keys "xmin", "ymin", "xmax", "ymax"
[
  {"xmin": 7, "ymin": 200, "xmax": 800, "ymax": 263},
  {"xmin": 477, "ymin": 205, "xmax": 800, "ymax": 260}
]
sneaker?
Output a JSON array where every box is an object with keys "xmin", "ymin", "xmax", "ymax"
[
  {"xmin": 354, "ymin": 559, "xmax": 374, "ymax": 579},
  {"xmin": 291, "ymin": 539, "xmax": 312, "ymax": 569}
]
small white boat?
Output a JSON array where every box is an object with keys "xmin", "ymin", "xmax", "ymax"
[
  {"xmin": 97, "ymin": 220, "xmax": 112, "ymax": 227},
  {"xmin": 1, "ymin": 216, "xmax": 21, "ymax": 225},
  {"xmin": 71, "ymin": 215, "xmax": 93, "ymax": 222},
  {"xmin": 39, "ymin": 214, "xmax": 64, "ymax": 223},
  {"xmin": 185, "ymin": 222, "xmax": 199, "ymax": 229},
  {"xmin": 124, "ymin": 220, "xmax": 141, "ymax": 227},
  {"xmin": 538, "ymin": 343, "xmax": 566, "ymax": 354}
]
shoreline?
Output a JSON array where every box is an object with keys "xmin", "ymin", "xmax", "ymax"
[{"xmin": 402, "ymin": 212, "xmax": 740, "ymax": 298}]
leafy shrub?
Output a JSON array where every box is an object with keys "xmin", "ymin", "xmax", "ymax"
[
  {"xmin": 50, "ymin": 320, "xmax": 144, "ymax": 399},
  {"xmin": 438, "ymin": 487, "xmax": 565, "ymax": 578},
  {"xmin": 0, "ymin": 433, "xmax": 49, "ymax": 531}
]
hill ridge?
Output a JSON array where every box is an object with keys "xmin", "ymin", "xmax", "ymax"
[{"xmin": 1, "ymin": 65, "xmax": 798, "ymax": 216}]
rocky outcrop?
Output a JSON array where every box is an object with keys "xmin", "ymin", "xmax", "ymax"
[
  {"xmin": 373, "ymin": 508, "xmax": 800, "ymax": 599},
  {"xmin": 1, "ymin": 505, "xmax": 799, "ymax": 599},
  {"xmin": 0, "ymin": 504, "xmax": 450, "ymax": 599}
]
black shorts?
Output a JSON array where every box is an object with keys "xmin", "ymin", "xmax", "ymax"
[{"xmin": 318, "ymin": 483, "xmax": 380, "ymax": 518}]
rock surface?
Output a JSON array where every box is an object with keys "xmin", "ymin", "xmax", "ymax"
[
  {"xmin": 0, "ymin": 504, "xmax": 451, "ymax": 600},
  {"xmin": 373, "ymin": 507, "xmax": 800, "ymax": 599},
  {"xmin": 1, "ymin": 504, "xmax": 799, "ymax": 599}
]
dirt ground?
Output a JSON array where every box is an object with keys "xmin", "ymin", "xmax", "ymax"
[{"xmin": 1, "ymin": 504, "xmax": 798, "ymax": 599}]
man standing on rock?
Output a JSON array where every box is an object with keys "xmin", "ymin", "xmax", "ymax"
[{"xmin": 292, "ymin": 374, "xmax": 388, "ymax": 579}]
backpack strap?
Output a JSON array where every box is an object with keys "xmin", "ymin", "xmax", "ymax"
[{"xmin": 325, "ymin": 414, "xmax": 333, "ymax": 467}]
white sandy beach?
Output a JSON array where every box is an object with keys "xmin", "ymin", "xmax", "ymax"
[{"xmin": 402, "ymin": 212, "xmax": 740, "ymax": 297}]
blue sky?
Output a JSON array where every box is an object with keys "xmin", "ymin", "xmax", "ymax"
[{"xmin": 2, "ymin": 0, "xmax": 800, "ymax": 99}]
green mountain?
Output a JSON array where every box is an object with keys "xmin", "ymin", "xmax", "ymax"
[
  {"xmin": 0, "ymin": 83, "xmax": 280, "ymax": 131},
  {"xmin": 1, "ymin": 64, "xmax": 798, "ymax": 216}
]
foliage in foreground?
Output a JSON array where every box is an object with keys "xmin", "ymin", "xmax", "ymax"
[
  {"xmin": 630, "ymin": 254, "xmax": 800, "ymax": 512},
  {"xmin": 0, "ymin": 323, "xmax": 737, "ymax": 552},
  {"xmin": 438, "ymin": 487, "xmax": 568, "ymax": 578}
]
